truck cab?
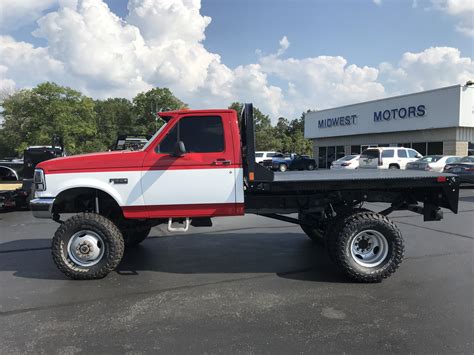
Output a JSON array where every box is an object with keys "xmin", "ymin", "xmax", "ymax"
[{"xmin": 33, "ymin": 109, "xmax": 244, "ymax": 220}]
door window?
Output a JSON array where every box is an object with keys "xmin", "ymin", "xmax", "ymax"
[
  {"xmin": 397, "ymin": 149, "xmax": 407, "ymax": 158},
  {"xmin": 407, "ymin": 149, "xmax": 419, "ymax": 158},
  {"xmin": 157, "ymin": 116, "xmax": 225, "ymax": 153}
]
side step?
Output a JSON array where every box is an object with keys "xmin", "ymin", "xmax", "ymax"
[{"xmin": 168, "ymin": 218, "xmax": 190, "ymax": 232}]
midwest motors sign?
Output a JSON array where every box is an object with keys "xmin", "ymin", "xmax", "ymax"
[
  {"xmin": 318, "ymin": 114, "xmax": 357, "ymax": 129},
  {"xmin": 317, "ymin": 104, "xmax": 426, "ymax": 129},
  {"xmin": 373, "ymin": 105, "xmax": 426, "ymax": 122}
]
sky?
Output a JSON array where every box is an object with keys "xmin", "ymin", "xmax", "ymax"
[{"xmin": 0, "ymin": 0, "xmax": 473, "ymax": 121}]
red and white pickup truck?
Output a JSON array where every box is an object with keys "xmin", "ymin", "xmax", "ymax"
[{"xmin": 31, "ymin": 104, "xmax": 460, "ymax": 282}]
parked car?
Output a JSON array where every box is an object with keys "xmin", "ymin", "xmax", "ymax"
[
  {"xmin": 443, "ymin": 156, "xmax": 474, "ymax": 182},
  {"xmin": 359, "ymin": 147, "xmax": 422, "ymax": 169},
  {"xmin": 255, "ymin": 151, "xmax": 278, "ymax": 164},
  {"xmin": 330, "ymin": 155, "xmax": 360, "ymax": 170},
  {"xmin": 406, "ymin": 155, "xmax": 461, "ymax": 172},
  {"xmin": 269, "ymin": 153, "xmax": 316, "ymax": 172}
]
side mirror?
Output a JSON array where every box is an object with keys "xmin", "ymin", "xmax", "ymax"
[{"xmin": 172, "ymin": 141, "xmax": 186, "ymax": 157}]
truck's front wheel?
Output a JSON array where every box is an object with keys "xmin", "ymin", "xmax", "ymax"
[
  {"xmin": 52, "ymin": 213, "xmax": 124, "ymax": 280},
  {"xmin": 326, "ymin": 211, "xmax": 404, "ymax": 283}
]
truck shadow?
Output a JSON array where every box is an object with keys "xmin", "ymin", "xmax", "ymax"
[{"xmin": 0, "ymin": 232, "xmax": 349, "ymax": 283}]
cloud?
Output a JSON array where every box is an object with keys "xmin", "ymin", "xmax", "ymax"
[
  {"xmin": 0, "ymin": 0, "xmax": 57, "ymax": 32},
  {"xmin": 432, "ymin": 0, "xmax": 474, "ymax": 37},
  {"xmin": 0, "ymin": 0, "xmax": 473, "ymax": 121},
  {"xmin": 379, "ymin": 46, "xmax": 474, "ymax": 93},
  {"xmin": 373, "ymin": 0, "xmax": 382, "ymax": 5}
]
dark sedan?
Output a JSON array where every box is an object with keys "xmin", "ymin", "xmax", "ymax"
[
  {"xmin": 443, "ymin": 156, "xmax": 474, "ymax": 183},
  {"xmin": 266, "ymin": 153, "xmax": 316, "ymax": 172}
]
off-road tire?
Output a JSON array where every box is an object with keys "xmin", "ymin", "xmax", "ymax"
[
  {"xmin": 52, "ymin": 213, "xmax": 124, "ymax": 280},
  {"xmin": 120, "ymin": 223, "xmax": 151, "ymax": 247},
  {"xmin": 326, "ymin": 211, "xmax": 404, "ymax": 283}
]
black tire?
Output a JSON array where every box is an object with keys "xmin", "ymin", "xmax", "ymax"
[
  {"xmin": 279, "ymin": 163, "xmax": 288, "ymax": 172},
  {"xmin": 52, "ymin": 213, "xmax": 124, "ymax": 280},
  {"xmin": 307, "ymin": 163, "xmax": 315, "ymax": 171},
  {"xmin": 326, "ymin": 211, "xmax": 404, "ymax": 283},
  {"xmin": 389, "ymin": 164, "xmax": 400, "ymax": 169},
  {"xmin": 119, "ymin": 222, "xmax": 151, "ymax": 247}
]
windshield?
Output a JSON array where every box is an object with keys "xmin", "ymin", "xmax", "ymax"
[
  {"xmin": 141, "ymin": 123, "xmax": 168, "ymax": 151},
  {"xmin": 459, "ymin": 156, "xmax": 474, "ymax": 163},
  {"xmin": 418, "ymin": 155, "xmax": 442, "ymax": 163}
]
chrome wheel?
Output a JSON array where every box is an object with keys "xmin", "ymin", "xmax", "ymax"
[
  {"xmin": 67, "ymin": 230, "xmax": 105, "ymax": 267},
  {"xmin": 350, "ymin": 229, "xmax": 389, "ymax": 267},
  {"xmin": 279, "ymin": 164, "xmax": 287, "ymax": 172}
]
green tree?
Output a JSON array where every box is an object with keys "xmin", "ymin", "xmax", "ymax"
[
  {"xmin": 94, "ymin": 98, "xmax": 135, "ymax": 149},
  {"xmin": 132, "ymin": 88, "xmax": 187, "ymax": 134},
  {"xmin": 0, "ymin": 82, "xmax": 99, "ymax": 155},
  {"xmin": 228, "ymin": 102, "xmax": 281, "ymax": 151}
]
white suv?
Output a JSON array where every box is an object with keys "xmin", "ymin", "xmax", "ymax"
[
  {"xmin": 359, "ymin": 147, "xmax": 422, "ymax": 169},
  {"xmin": 255, "ymin": 151, "xmax": 278, "ymax": 164}
]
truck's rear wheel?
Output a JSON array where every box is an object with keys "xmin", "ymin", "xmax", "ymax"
[
  {"xmin": 119, "ymin": 222, "xmax": 151, "ymax": 247},
  {"xmin": 52, "ymin": 213, "xmax": 124, "ymax": 280},
  {"xmin": 326, "ymin": 211, "xmax": 404, "ymax": 283}
]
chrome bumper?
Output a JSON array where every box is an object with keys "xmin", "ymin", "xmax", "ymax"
[{"xmin": 30, "ymin": 198, "xmax": 55, "ymax": 219}]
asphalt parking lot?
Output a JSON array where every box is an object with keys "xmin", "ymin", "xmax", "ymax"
[{"xmin": 1, "ymin": 190, "xmax": 473, "ymax": 353}]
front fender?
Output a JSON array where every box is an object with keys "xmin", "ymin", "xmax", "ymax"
[{"xmin": 35, "ymin": 171, "xmax": 145, "ymax": 207}]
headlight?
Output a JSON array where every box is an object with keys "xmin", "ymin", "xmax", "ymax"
[{"xmin": 34, "ymin": 169, "xmax": 46, "ymax": 191}]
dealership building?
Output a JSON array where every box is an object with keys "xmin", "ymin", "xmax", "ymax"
[{"xmin": 304, "ymin": 83, "xmax": 474, "ymax": 169}]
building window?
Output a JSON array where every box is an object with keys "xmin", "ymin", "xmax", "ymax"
[
  {"xmin": 412, "ymin": 142, "xmax": 426, "ymax": 156},
  {"xmin": 469, "ymin": 142, "xmax": 474, "ymax": 156},
  {"xmin": 336, "ymin": 146, "xmax": 345, "ymax": 160},
  {"xmin": 427, "ymin": 142, "xmax": 443, "ymax": 155},
  {"xmin": 318, "ymin": 147, "xmax": 327, "ymax": 169},
  {"xmin": 398, "ymin": 143, "xmax": 412, "ymax": 148},
  {"xmin": 351, "ymin": 145, "xmax": 361, "ymax": 154},
  {"xmin": 327, "ymin": 146, "xmax": 336, "ymax": 168}
]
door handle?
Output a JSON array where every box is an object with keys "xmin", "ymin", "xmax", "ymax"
[{"xmin": 213, "ymin": 159, "xmax": 231, "ymax": 165}]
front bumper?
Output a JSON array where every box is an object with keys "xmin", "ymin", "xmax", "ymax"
[{"xmin": 30, "ymin": 198, "xmax": 55, "ymax": 219}]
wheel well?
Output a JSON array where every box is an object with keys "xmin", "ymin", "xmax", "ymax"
[
  {"xmin": 0, "ymin": 166, "xmax": 19, "ymax": 181},
  {"xmin": 389, "ymin": 163, "xmax": 400, "ymax": 168},
  {"xmin": 53, "ymin": 188, "xmax": 122, "ymax": 219}
]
